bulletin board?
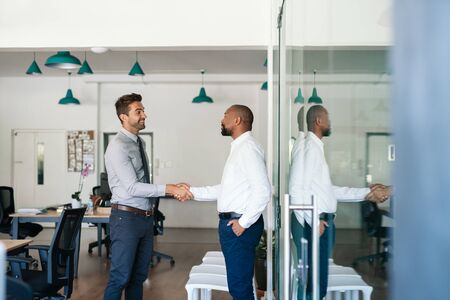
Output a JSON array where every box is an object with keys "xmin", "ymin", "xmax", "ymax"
[{"xmin": 67, "ymin": 130, "xmax": 95, "ymax": 172}]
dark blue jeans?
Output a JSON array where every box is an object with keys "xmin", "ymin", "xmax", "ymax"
[
  {"xmin": 219, "ymin": 216, "xmax": 264, "ymax": 300},
  {"xmin": 291, "ymin": 213, "xmax": 335, "ymax": 300},
  {"xmin": 103, "ymin": 209, "xmax": 154, "ymax": 300}
]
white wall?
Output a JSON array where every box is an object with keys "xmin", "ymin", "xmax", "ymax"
[
  {"xmin": 285, "ymin": 0, "xmax": 392, "ymax": 46},
  {"xmin": 0, "ymin": 0, "xmax": 269, "ymax": 48},
  {"xmin": 0, "ymin": 76, "xmax": 98, "ymax": 205},
  {"xmin": 0, "ymin": 0, "xmax": 392, "ymax": 49}
]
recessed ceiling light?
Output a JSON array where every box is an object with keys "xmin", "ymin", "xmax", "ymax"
[{"xmin": 90, "ymin": 47, "xmax": 109, "ymax": 54}]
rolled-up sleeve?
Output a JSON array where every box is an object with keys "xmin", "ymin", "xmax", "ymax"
[{"xmin": 190, "ymin": 185, "xmax": 222, "ymax": 201}]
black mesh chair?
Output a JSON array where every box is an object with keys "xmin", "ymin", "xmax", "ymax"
[
  {"xmin": 0, "ymin": 186, "xmax": 43, "ymax": 239},
  {"xmin": 8, "ymin": 207, "xmax": 86, "ymax": 299},
  {"xmin": 353, "ymin": 201, "xmax": 391, "ymax": 267},
  {"xmin": 152, "ymin": 197, "xmax": 175, "ymax": 266},
  {"xmin": 6, "ymin": 276, "xmax": 33, "ymax": 300}
]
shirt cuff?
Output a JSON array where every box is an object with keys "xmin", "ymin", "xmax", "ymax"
[
  {"xmin": 157, "ymin": 184, "xmax": 166, "ymax": 197},
  {"xmin": 238, "ymin": 216, "xmax": 253, "ymax": 229}
]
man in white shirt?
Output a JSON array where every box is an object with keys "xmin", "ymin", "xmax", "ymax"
[
  {"xmin": 289, "ymin": 105, "xmax": 390, "ymax": 299},
  {"xmin": 190, "ymin": 105, "xmax": 271, "ymax": 300}
]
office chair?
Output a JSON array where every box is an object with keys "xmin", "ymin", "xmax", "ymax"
[
  {"xmin": 87, "ymin": 185, "xmax": 111, "ymax": 257},
  {"xmin": 152, "ymin": 197, "xmax": 175, "ymax": 266},
  {"xmin": 7, "ymin": 207, "xmax": 86, "ymax": 299},
  {"xmin": 6, "ymin": 276, "xmax": 33, "ymax": 300},
  {"xmin": 0, "ymin": 186, "xmax": 43, "ymax": 239},
  {"xmin": 352, "ymin": 201, "xmax": 391, "ymax": 267}
]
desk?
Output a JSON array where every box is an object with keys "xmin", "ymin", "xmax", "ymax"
[
  {"xmin": 0, "ymin": 239, "xmax": 32, "ymax": 254},
  {"xmin": 10, "ymin": 211, "xmax": 110, "ymax": 277}
]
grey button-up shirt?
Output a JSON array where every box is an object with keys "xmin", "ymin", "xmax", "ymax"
[{"xmin": 105, "ymin": 127, "xmax": 166, "ymax": 210}]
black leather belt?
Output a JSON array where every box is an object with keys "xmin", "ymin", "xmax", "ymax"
[
  {"xmin": 112, "ymin": 204, "xmax": 154, "ymax": 217},
  {"xmin": 218, "ymin": 212, "xmax": 242, "ymax": 220},
  {"xmin": 319, "ymin": 212, "xmax": 336, "ymax": 221}
]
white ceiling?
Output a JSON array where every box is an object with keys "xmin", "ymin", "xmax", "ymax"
[{"xmin": 0, "ymin": 49, "xmax": 389, "ymax": 77}]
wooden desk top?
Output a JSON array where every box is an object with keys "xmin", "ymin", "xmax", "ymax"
[
  {"xmin": 0, "ymin": 239, "xmax": 32, "ymax": 252},
  {"xmin": 11, "ymin": 209, "xmax": 110, "ymax": 218}
]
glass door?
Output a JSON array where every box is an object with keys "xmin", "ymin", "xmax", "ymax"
[{"xmin": 271, "ymin": 1, "xmax": 392, "ymax": 299}]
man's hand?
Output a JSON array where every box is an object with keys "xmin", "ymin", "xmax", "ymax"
[
  {"xmin": 227, "ymin": 219, "xmax": 246, "ymax": 237},
  {"xmin": 365, "ymin": 184, "xmax": 391, "ymax": 203},
  {"xmin": 319, "ymin": 220, "xmax": 328, "ymax": 236},
  {"xmin": 166, "ymin": 184, "xmax": 193, "ymax": 202}
]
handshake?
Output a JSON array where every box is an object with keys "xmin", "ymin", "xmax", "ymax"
[
  {"xmin": 365, "ymin": 184, "xmax": 392, "ymax": 203},
  {"xmin": 166, "ymin": 183, "xmax": 194, "ymax": 202}
]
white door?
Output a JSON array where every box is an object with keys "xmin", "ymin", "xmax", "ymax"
[{"xmin": 12, "ymin": 130, "xmax": 66, "ymax": 209}]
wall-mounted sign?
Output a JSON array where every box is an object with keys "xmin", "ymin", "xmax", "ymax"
[{"xmin": 67, "ymin": 130, "xmax": 95, "ymax": 172}]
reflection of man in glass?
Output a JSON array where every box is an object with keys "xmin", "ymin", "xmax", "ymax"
[{"xmin": 289, "ymin": 105, "xmax": 390, "ymax": 299}]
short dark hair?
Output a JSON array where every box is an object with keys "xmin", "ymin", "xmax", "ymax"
[
  {"xmin": 115, "ymin": 93, "xmax": 142, "ymax": 123},
  {"xmin": 306, "ymin": 105, "xmax": 327, "ymax": 130},
  {"xmin": 230, "ymin": 104, "xmax": 254, "ymax": 130}
]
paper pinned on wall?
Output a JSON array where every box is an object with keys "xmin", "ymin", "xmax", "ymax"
[{"xmin": 67, "ymin": 130, "xmax": 95, "ymax": 172}]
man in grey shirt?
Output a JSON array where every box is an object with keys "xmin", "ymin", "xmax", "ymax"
[{"xmin": 103, "ymin": 93, "xmax": 192, "ymax": 300}]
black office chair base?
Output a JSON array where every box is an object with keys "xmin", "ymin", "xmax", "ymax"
[
  {"xmin": 352, "ymin": 251, "xmax": 390, "ymax": 268},
  {"xmin": 88, "ymin": 236, "xmax": 110, "ymax": 257},
  {"xmin": 152, "ymin": 251, "xmax": 175, "ymax": 267}
]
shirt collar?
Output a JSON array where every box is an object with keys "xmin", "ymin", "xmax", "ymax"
[
  {"xmin": 307, "ymin": 131, "xmax": 324, "ymax": 148},
  {"xmin": 120, "ymin": 127, "xmax": 138, "ymax": 143},
  {"xmin": 231, "ymin": 131, "xmax": 252, "ymax": 148}
]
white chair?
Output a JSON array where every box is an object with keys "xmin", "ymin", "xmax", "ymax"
[
  {"xmin": 190, "ymin": 264, "xmax": 227, "ymax": 277},
  {"xmin": 326, "ymin": 275, "xmax": 373, "ymax": 300},
  {"xmin": 329, "ymin": 265, "xmax": 361, "ymax": 277},
  {"xmin": 201, "ymin": 256, "xmax": 226, "ymax": 266},
  {"xmin": 186, "ymin": 274, "xmax": 229, "ymax": 300},
  {"xmin": 203, "ymin": 251, "xmax": 224, "ymax": 259},
  {"xmin": 187, "ymin": 261, "xmax": 258, "ymax": 300}
]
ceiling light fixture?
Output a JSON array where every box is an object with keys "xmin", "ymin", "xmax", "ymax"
[
  {"xmin": 90, "ymin": 47, "xmax": 109, "ymax": 54},
  {"xmin": 77, "ymin": 52, "xmax": 93, "ymax": 75},
  {"xmin": 59, "ymin": 72, "xmax": 80, "ymax": 105},
  {"xmin": 26, "ymin": 52, "xmax": 42, "ymax": 75},
  {"xmin": 128, "ymin": 51, "xmax": 145, "ymax": 76},
  {"xmin": 308, "ymin": 69, "xmax": 323, "ymax": 104},
  {"xmin": 294, "ymin": 71, "xmax": 304, "ymax": 104},
  {"xmin": 192, "ymin": 69, "xmax": 213, "ymax": 103},
  {"xmin": 261, "ymin": 58, "xmax": 268, "ymax": 91},
  {"xmin": 45, "ymin": 51, "xmax": 81, "ymax": 69}
]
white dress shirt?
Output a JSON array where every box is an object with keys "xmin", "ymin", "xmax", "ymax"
[
  {"xmin": 190, "ymin": 131, "xmax": 271, "ymax": 229},
  {"xmin": 288, "ymin": 132, "xmax": 307, "ymax": 224},
  {"xmin": 289, "ymin": 131, "xmax": 370, "ymax": 226},
  {"xmin": 105, "ymin": 127, "xmax": 166, "ymax": 210}
]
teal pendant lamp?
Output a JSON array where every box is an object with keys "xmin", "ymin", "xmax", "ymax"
[
  {"xmin": 45, "ymin": 51, "xmax": 81, "ymax": 69},
  {"xmin": 129, "ymin": 51, "xmax": 145, "ymax": 76},
  {"xmin": 308, "ymin": 70, "xmax": 323, "ymax": 104},
  {"xmin": 26, "ymin": 52, "xmax": 42, "ymax": 75},
  {"xmin": 294, "ymin": 71, "xmax": 304, "ymax": 104},
  {"xmin": 77, "ymin": 52, "xmax": 93, "ymax": 75},
  {"xmin": 261, "ymin": 58, "xmax": 268, "ymax": 91},
  {"xmin": 261, "ymin": 81, "xmax": 268, "ymax": 90},
  {"xmin": 192, "ymin": 70, "xmax": 213, "ymax": 103},
  {"xmin": 59, "ymin": 72, "xmax": 80, "ymax": 105}
]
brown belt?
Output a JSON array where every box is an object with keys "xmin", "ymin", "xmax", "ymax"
[{"xmin": 111, "ymin": 203, "xmax": 154, "ymax": 217}]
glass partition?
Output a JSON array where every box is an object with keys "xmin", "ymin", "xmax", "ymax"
[{"xmin": 271, "ymin": 0, "xmax": 392, "ymax": 299}]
